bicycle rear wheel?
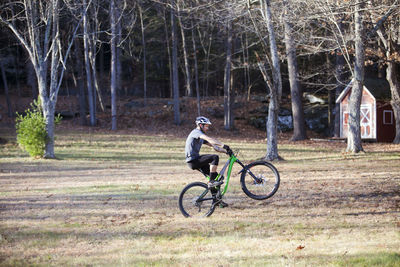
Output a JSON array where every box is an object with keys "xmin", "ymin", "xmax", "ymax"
[
  {"xmin": 178, "ymin": 182, "xmax": 216, "ymax": 217},
  {"xmin": 240, "ymin": 161, "xmax": 280, "ymax": 200}
]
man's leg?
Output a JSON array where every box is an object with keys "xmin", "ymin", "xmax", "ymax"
[
  {"xmin": 188, "ymin": 155, "xmax": 217, "ymax": 176},
  {"xmin": 209, "ymin": 164, "xmax": 218, "ymax": 181},
  {"xmin": 208, "ymin": 156, "xmax": 222, "ymax": 188},
  {"xmin": 210, "ymin": 164, "xmax": 217, "ymax": 173},
  {"xmin": 196, "ymin": 156, "xmax": 228, "ymax": 207},
  {"xmin": 190, "ymin": 155, "xmax": 221, "ymax": 187}
]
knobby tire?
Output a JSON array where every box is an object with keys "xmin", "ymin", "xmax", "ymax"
[
  {"xmin": 240, "ymin": 161, "xmax": 280, "ymax": 200},
  {"xmin": 178, "ymin": 182, "xmax": 216, "ymax": 217}
]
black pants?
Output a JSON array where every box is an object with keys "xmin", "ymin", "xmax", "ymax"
[{"xmin": 187, "ymin": 154, "xmax": 219, "ymax": 176}]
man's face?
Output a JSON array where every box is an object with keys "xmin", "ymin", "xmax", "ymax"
[{"xmin": 201, "ymin": 124, "xmax": 210, "ymax": 132}]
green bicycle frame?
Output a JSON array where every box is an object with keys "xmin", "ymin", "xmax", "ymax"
[
  {"xmin": 207, "ymin": 154, "xmax": 238, "ymax": 196},
  {"xmin": 205, "ymin": 153, "xmax": 259, "ymax": 196}
]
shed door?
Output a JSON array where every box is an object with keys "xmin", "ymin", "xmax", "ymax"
[{"xmin": 360, "ymin": 104, "xmax": 372, "ymax": 138}]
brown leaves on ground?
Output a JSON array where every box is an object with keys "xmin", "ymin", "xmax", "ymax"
[
  {"xmin": 296, "ymin": 245, "xmax": 305, "ymax": 250},
  {"xmin": 1, "ymin": 95, "xmax": 328, "ymax": 141}
]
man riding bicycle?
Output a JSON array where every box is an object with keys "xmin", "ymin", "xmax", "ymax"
[{"xmin": 185, "ymin": 116, "xmax": 232, "ymax": 190}]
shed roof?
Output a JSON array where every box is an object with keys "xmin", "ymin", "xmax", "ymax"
[{"xmin": 335, "ymin": 78, "xmax": 391, "ymax": 104}]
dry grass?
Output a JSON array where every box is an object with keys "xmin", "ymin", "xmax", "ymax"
[{"xmin": 0, "ymin": 126, "xmax": 399, "ymax": 266}]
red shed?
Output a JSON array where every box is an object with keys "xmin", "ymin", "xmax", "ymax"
[{"xmin": 336, "ymin": 79, "xmax": 396, "ymax": 142}]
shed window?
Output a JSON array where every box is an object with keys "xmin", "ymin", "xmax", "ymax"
[{"xmin": 383, "ymin": 110, "xmax": 393, "ymax": 125}]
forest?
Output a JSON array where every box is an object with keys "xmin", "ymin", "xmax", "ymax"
[{"xmin": 0, "ymin": 0, "xmax": 399, "ymax": 159}]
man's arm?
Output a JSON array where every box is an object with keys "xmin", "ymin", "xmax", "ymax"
[{"xmin": 200, "ymin": 134, "xmax": 228, "ymax": 153}]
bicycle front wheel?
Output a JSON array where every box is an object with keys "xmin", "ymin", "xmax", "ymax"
[
  {"xmin": 240, "ymin": 161, "xmax": 280, "ymax": 200},
  {"xmin": 178, "ymin": 182, "xmax": 216, "ymax": 218}
]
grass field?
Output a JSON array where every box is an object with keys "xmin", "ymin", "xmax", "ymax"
[{"xmin": 0, "ymin": 126, "xmax": 399, "ymax": 266}]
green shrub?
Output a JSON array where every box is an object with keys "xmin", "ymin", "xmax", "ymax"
[{"xmin": 15, "ymin": 100, "xmax": 61, "ymax": 158}]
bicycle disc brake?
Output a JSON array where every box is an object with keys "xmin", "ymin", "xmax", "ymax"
[{"xmin": 253, "ymin": 174, "xmax": 266, "ymax": 186}]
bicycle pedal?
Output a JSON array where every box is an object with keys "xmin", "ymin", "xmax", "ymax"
[{"xmin": 208, "ymin": 180, "xmax": 223, "ymax": 188}]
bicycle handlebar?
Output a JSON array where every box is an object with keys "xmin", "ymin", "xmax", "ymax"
[{"xmin": 226, "ymin": 148, "xmax": 239, "ymax": 157}]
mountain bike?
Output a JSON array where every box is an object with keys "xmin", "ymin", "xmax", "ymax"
[{"xmin": 178, "ymin": 150, "xmax": 280, "ymax": 217}]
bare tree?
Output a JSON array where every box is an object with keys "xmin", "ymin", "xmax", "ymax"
[
  {"xmin": 368, "ymin": 0, "xmax": 400, "ymax": 143},
  {"xmin": 139, "ymin": 2, "xmax": 148, "ymax": 105},
  {"xmin": 334, "ymin": 19, "xmax": 346, "ymax": 138},
  {"xmin": 83, "ymin": 0, "xmax": 96, "ymax": 126},
  {"xmin": 346, "ymin": 1, "xmax": 365, "ymax": 153},
  {"xmin": 171, "ymin": 0, "xmax": 181, "ymax": 125},
  {"xmin": 0, "ymin": 0, "xmax": 80, "ymax": 158},
  {"xmin": 88, "ymin": 1, "xmax": 105, "ymax": 113},
  {"xmin": 261, "ymin": 0, "xmax": 282, "ymax": 160},
  {"xmin": 177, "ymin": 1, "xmax": 192, "ymax": 97},
  {"xmin": 0, "ymin": 59, "xmax": 12, "ymax": 117},
  {"xmin": 73, "ymin": 38, "xmax": 87, "ymax": 126},
  {"xmin": 160, "ymin": 5, "xmax": 173, "ymax": 98},
  {"xmin": 191, "ymin": 19, "xmax": 201, "ymax": 116},
  {"xmin": 242, "ymin": 30, "xmax": 252, "ymax": 101},
  {"xmin": 283, "ymin": 0, "xmax": 307, "ymax": 141},
  {"xmin": 223, "ymin": 19, "xmax": 234, "ymax": 130},
  {"xmin": 110, "ymin": 0, "xmax": 118, "ymax": 130}
]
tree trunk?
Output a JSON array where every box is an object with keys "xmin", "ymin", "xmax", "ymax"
[
  {"xmin": 115, "ymin": 1, "xmax": 122, "ymax": 98},
  {"xmin": 191, "ymin": 20, "xmax": 201, "ymax": 116},
  {"xmin": 198, "ymin": 25, "xmax": 213, "ymax": 97},
  {"xmin": 334, "ymin": 48, "xmax": 345, "ymax": 137},
  {"xmin": 326, "ymin": 53, "xmax": 335, "ymax": 135},
  {"xmin": 263, "ymin": 0, "xmax": 282, "ymax": 161},
  {"xmin": 83, "ymin": 0, "xmax": 96, "ymax": 126},
  {"xmin": 74, "ymin": 37, "xmax": 87, "ymax": 126},
  {"xmin": 177, "ymin": 4, "xmax": 192, "ymax": 97},
  {"xmin": 370, "ymin": 0, "xmax": 400, "ymax": 144},
  {"xmin": 346, "ymin": 2, "xmax": 364, "ymax": 153},
  {"xmin": 45, "ymin": 0, "xmax": 62, "ymax": 158},
  {"xmin": 243, "ymin": 31, "xmax": 251, "ymax": 101},
  {"xmin": 89, "ymin": 42, "xmax": 104, "ymax": 112},
  {"xmin": 224, "ymin": 20, "xmax": 234, "ymax": 130},
  {"xmin": 171, "ymin": 1, "xmax": 180, "ymax": 125},
  {"xmin": 0, "ymin": 60, "xmax": 12, "ymax": 117},
  {"xmin": 387, "ymin": 60, "xmax": 400, "ymax": 143},
  {"xmin": 42, "ymin": 100, "xmax": 56, "ymax": 158},
  {"xmin": 283, "ymin": 0, "xmax": 306, "ymax": 141},
  {"xmin": 87, "ymin": 3, "xmax": 104, "ymax": 113},
  {"xmin": 110, "ymin": 0, "xmax": 117, "ymax": 130},
  {"xmin": 163, "ymin": 7, "xmax": 173, "ymax": 99},
  {"xmin": 139, "ymin": 4, "xmax": 147, "ymax": 105}
]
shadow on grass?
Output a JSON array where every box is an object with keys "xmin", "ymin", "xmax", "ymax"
[
  {"xmin": 56, "ymin": 151, "xmax": 183, "ymax": 162},
  {"xmin": 0, "ymin": 191, "xmax": 179, "ymax": 221},
  {"xmin": 0, "ymin": 162, "xmax": 111, "ymax": 174}
]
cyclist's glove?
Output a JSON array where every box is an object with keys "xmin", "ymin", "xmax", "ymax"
[{"xmin": 223, "ymin": 145, "xmax": 233, "ymax": 156}]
